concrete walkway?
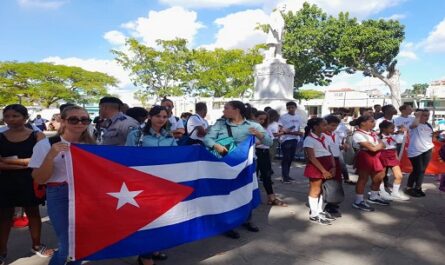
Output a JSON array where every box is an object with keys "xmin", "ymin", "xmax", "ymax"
[{"xmin": 7, "ymin": 162, "xmax": 445, "ymax": 265}]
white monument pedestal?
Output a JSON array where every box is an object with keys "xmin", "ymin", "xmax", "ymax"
[{"xmin": 250, "ymin": 59, "xmax": 301, "ymax": 115}]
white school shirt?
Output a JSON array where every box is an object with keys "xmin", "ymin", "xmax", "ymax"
[
  {"xmin": 28, "ymin": 137, "xmax": 69, "ymax": 183},
  {"xmin": 324, "ymin": 132, "xmax": 341, "ymax": 157},
  {"xmin": 169, "ymin": 116, "xmax": 185, "ymax": 131},
  {"xmin": 407, "ymin": 123, "xmax": 434, "ymax": 157},
  {"xmin": 267, "ymin": 122, "xmax": 280, "ymax": 139},
  {"xmin": 334, "ymin": 122, "xmax": 349, "ymax": 143},
  {"xmin": 380, "ymin": 133, "xmax": 403, "ymax": 150},
  {"xmin": 278, "ymin": 113, "xmax": 302, "ymax": 142},
  {"xmin": 374, "ymin": 117, "xmax": 394, "ymax": 132},
  {"xmin": 303, "ymin": 133, "xmax": 332, "ymax": 157},
  {"xmin": 352, "ymin": 129, "xmax": 379, "ymax": 150},
  {"xmin": 186, "ymin": 114, "xmax": 209, "ymax": 141},
  {"xmin": 393, "ymin": 116, "xmax": 415, "ymax": 129}
]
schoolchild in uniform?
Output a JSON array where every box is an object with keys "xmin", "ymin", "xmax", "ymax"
[
  {"xmin": 303, "ymin": 118, "xmax": 335, "ymax": 225},
  {"xmin": 351, "ymin": 115, "xmax": 389, "ymax": 212},
  {"xmin": 378, "ymin": 121, "xmax": 410, "ymax": 201},
  {"xmin": 323, "ymin": 115, "xmax": 344, "ymax": 217},
  {"xmin": 405, "ymin": 109, "xmax": 434, "ymax": 197}
]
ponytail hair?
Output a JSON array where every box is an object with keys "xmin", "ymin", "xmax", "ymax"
[
  {"xmin": 349, "ymin": 114, "xmax": 373, "ymax": 128},
  {"xmin": 378, "ymin": 120, "xmax": 394, "ymax": 138},
  {"xmin": 304, "ymin": 117, "xmax": 325, "ymax": 139}
]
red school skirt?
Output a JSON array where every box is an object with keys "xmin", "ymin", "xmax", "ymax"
[
  {"xmin": 380, "ymin": 149, "xmax": 400, "ymax": 167},
  {"xmin": 355, "ymin": 150, "xmax": 384, "ymax": 173},
  {"xmin": 304, "ymin": 156, "xmax": 334, "ymax": 179}
]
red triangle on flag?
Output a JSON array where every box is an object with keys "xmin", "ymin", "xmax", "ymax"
[{"xmin": 69, "ymin": 145, "xmax": 194, "ymax": 260}]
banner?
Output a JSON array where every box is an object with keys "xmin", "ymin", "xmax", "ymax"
[{"xmin": 66, "ymin": 137, "xmax": 259, "ymax": 261}]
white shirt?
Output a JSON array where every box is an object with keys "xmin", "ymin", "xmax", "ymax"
[
  {"xmin": 324, "ymin": 132, "xmax": 341, "ymax": 157},
  {"xmin": 303, "ymin": 133, "xmax": 332, "ymax": 157},
  {"xmin": 169, "ymin": 116, "xmax": 185, "ymax": 131},
  {"xmin": 187, "ymin": 114, "xmax": 209, "ymax": 141},
  {"xmin": 28, "ymin": 137, "xmax": 69, "ymax": 183},
  {"xmin": 278, "ymin": 113, "xmax": 302, "ymax": 142},
  {"xmin": 267, "ymin": 122, "xmax": 280, "ymax": 139},
  {"xmin": 407, "ymin": 123, "xmax": 434, "ymax": 157},
  {"xmin": 352, "ymin": 129, "xmax": 379, "ymax": 150},
  {"xmin": 334, "ymin": 122, "xmax": 349, "ymax": 143},
  {"xmin": 374, "ymin": 117, "xmax": 394, "ymax": 132},
  {"xmin": 394, "ymin": 116, "xmax": 415, "ymax": 129},
  {"xmin": 33, "ymin": 118, "xmax": 46, "ymax": 126},
  {"xmin": 380, "ymin": 133, "xmax": 403, "ymax": 150}
]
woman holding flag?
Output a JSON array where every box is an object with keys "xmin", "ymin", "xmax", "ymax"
[
  {"xmin": 204, "ymin": 101, "xmax": 272, "ymax": 239},
  {"xmin": 29, "ymin": 106, "xmax": 95, "ymax": 265}
]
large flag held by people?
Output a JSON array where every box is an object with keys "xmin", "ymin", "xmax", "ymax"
[{"xmin": 65, "ymin": 137, "xmax": 259, "ymax": 261}]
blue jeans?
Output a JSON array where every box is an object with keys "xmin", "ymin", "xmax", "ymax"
[
  {"xmin": 47, "ymin": 185, "xmax": 82, "ymax": 265},
  {"xmin": 281, "ymin": 139, "xmax": 298, "ymax": 180}
]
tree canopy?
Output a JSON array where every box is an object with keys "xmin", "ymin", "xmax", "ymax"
[
  {"xmin": 0, "ymin": 62, "xmax": 116, "ymax": 107},
  {"xmin": 113, "ymin": 38, "xmax": 263, "ymax": 101},
  {"xmin": 282, "ymin": 2, "xmax": 405, "ymax": 107},
  {"xmin": 403, "ymin": 83, "xmax": 428, "ymax": 97},
  {"xmin": 294, "ymin": 89, "xmax": 324, "ymax": 103}
]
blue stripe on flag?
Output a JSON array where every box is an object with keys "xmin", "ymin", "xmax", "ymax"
[
  {"xmin": 181, "ymin": 163, "xmax": 256, "ymax": 201},
  {"xmin": 74, "ymin": 137, "xmax": 254, "ymax": 167},
  {"xmin": 85, "ymin": 189, "xmax": 261, "ymax": 260}
]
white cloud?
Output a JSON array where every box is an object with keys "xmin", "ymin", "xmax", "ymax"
[
  {"xmin": 203, "ymin": 9, "xmax": 269, "ymax": 50},
  {"xmin": 17, "ymin": 0, "xmax": 68, "ymax": 9},
  {"xmin": 159, "ymin": 0, "xmax": 259, "ymax": 8},
  {"xmin": 122, "ymin": 6, "xmax": 204, "ymax": 47},
  {"xmin": 384, "ymin": 13, "xmax": 407, "ymax": 20},
  {"xmin": 398, "ymin": 42, "xmax": 418, "ymax": 60},
  {"xmin": 42, "ymin": 56, "xmax": 133, "ymax": 90},
  {"xmin": 103, "ymin": 30, "xmax": 127, "ymax": 46},
  {"xmin": 422, "ymin": 18, "xmax": 445, "ymax": 53}
]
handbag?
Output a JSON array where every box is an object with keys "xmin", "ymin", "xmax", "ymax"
[
  {"xmin": 322, "ymin": 179, "xmax": 345, "ymax": 204},
  {"xmin": 33, "ymin": 182, "xmax": 46, "ymax": 200},
  {"xmin": 210, "ymin": 123, "xmax": 237, "ymax": 158}
]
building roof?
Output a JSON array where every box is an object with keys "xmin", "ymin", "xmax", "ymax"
[{"xmin": 431, "ymin": 80, "xmax": 445, "ymax": 86}]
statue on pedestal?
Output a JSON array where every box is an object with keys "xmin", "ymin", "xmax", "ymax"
[{"xmin": 266, "ymin": 4, "xmax": 287, "ymax": 61}]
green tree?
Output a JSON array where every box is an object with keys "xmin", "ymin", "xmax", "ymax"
[
  {"xmin": 191, "ymin": 47, "xmax": 263, "ymax": 97},
  {"xmin": 113, "ymin": 38, "xmax": 192, "ymax": 102},
  {"xmin": 294, "ymin": 89, "xmax": 324, "ymax": 103},
  {"xmin": 280, "ymin": 2, "xmax": 405, "ymax": 108},
  {"xmin": 0, "ymin": 62, "xmax": 116, "ymax": 107}
]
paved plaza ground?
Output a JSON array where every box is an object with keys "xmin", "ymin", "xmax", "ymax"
[{"xmin": 7, "ymin": 161, "xmax": 445, "ymax": 265}]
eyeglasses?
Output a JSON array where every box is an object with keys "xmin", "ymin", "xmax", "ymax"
[{"xmin": 65, "ymin": 116, "xmax": 92, "ymax": 125}]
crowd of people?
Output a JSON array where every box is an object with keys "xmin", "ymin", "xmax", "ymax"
[{"xmin": 0, "ymin": 97, "xmax": 438, "ymax": 265}]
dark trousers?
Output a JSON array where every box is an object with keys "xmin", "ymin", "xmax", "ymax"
[
  {"xmin": 408, "ymin": 149, "xmax": 433, "ymax": 189},
  {"xmin": 256, "ymin": 148, "xmax": 274, "ymax": 195},
  {"xmin": 281, "ymin": 139, "xmax": 298, "ymax": 180}
]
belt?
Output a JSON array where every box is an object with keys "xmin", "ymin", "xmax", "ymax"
[{"xmin": 46, "ymin": 182, "xmax": 67, "ymax": 187}]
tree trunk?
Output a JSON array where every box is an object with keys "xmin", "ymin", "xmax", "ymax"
[{"xmin": 372, "ymin": 67, "xmax": 402, "ymax": 110}]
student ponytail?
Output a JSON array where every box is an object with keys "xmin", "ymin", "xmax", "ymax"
[{"xmin": 304, "ymin": 117, "xmax": 324, "ymax": 139}]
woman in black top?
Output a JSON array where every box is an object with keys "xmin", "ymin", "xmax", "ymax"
[{"xmin": 0, "ymin": 104, "xmax": 53, "ymax": 265}]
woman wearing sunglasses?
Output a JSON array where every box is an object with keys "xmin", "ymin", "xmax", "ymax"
[{"xmin": 29, "ymin": 105, "xmax": 95, "ymax": 265}]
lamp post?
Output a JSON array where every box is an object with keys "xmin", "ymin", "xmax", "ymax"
[{"xmin": 17, "ymin": 94, "xmax": 24, "ymax": 105}]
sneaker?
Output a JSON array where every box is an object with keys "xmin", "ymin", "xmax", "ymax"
[
  {"xmin": 352, "ymin": 201, "xmax": 375, "ymax": 212},
  {"xmin": 367, "ymin": 196, "xmax": 390, "ymax": 206},
  {"xmin": 414, "ymin": 188, "xmax": 426, "ymax": 197},
  {"xmin": 288, "ymin": 177, "xmax": 296, "ymax": 181},
  {"xmin": 390, "ymin": 191, "xmax": 410, "ymax": 201},
  {"xmin": 309, "ymin": 216, "xmax": 332, "ymax": 225},
  {"xmin": 282, "ymin": 179, "xmax": 293, "ymax": 184},
  {"xmin": 379, "ymin": 190, "xmax": 393, "ymax": 201},
  {"xmin": 319, "ymin": 211, "xmax": 336, "ymax": 221},
  {"xmin": 405, "ymin": 188, "xmax": 422, "ymax": 198},
  {"xmin": 31, "ymin": 244, "xmax": 54, "ymax": 258}
]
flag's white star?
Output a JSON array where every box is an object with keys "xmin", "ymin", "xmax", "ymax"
[{"xmin": 107, "ymin": 182, "xmax": 143, "ymax": 210}]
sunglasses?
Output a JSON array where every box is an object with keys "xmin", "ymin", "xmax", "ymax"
[{"xmin": 65, "ymin": 116, "xmax": 92, "ymax": 125}]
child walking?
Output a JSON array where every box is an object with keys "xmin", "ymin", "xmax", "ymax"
[{"xmin": 303, "ymin": 118, "xmax": 335, "ymax": 225}]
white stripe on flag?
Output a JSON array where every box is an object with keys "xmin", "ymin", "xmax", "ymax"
[
  {"xmin": 132, "ymin": 146, "xmax": 255, "ymax": 183},
  {"xmin": 140, "ymin": 181, "xmax": 258, "ymax": 230}
]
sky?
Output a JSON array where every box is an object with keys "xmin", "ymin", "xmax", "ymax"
[{"xmin": 1, "ymin": 0, "xmax": 445, "ymax": 101}]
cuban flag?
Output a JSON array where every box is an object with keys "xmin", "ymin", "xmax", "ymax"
[{"xmin": 65, "ymin": 136, "xmax": 259, "ymax": 261}]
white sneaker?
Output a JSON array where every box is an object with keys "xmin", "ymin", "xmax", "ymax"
[
  {"xmin": 379, "ymin": 190, "xmax": 393, "ymax": 201},
  {"xmin": 391, "ymin": 191, "xmax": 410, "ymax": 201}
]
